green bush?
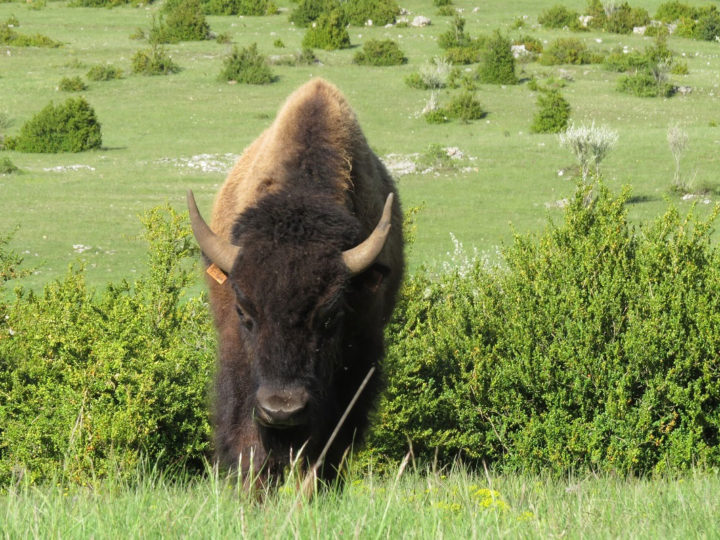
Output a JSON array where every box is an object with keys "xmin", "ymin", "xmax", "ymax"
[
  {"xmin": 150, "ymin": 0, "xmax": 210, "ymax": 43},
  {"xmin": 0, "ymin": 157, "xmax": 20, "ymax": 175},
  {"xmin": 131, "ymin": 45, "xmax": 181, "ymax": 76},
  {"xmin": 438, "ymin": 16, "xmax": 485, "ymax": 65},
  {"xmin": 604, "ymin": 3, "xmax": 650, "ymax": 34},
  {"xmin": 695, "ymin": 10, "xmax": 720, "ymax": 41},
  {"xmin": 603, "ymin": 49, "xmax": 653, "ymax": 72},
  {"xmin": 288, "ymin": 0, "xmax": 340, "ymax": 27},
  {"xmin": 353, "ymin": 39, "xmax": 407, "ymax": 66},
  {"xmin": 0, "ymin": 207, "xmax": 213, "ymax": 485},
  {"xmin": 539, "ymin": 38, "xmax": 596, "ymax": 66},
  {"xmin": 538, "ymin": 4, "xmax": 580, "ymax": 29},
  {"xmin": 202, "ymin": 0, "xmax": 278, "ymax": 16},
  {"xmin": 301, "ymin": 9, "xmax": 350, "ymax": 50},
  {"xmin": 86, "ymin": 64, "xmax": 123, "ymax": 81},
  {"xmin": 434, "ymin": 0, "xmax": 452, "ymax": 5},
  {"xmin": 343, "ymin": 0, "xmax": 400, "ymax": 26},
  {"xmin": 617, "ymin": 69, "xmax": 674, "ymax": 98},
  {"xmin": 531, "ymin": 89, "xmax": 571, "ymax": 134},
  {"xmin": 4, "ymin": 98, "xmax": 102, "ymax": 153},
  {"xmin": 444, "ymin": 91, "xmax": 486, "ymax": 122},
  {"xmin": 478, "ymin": 31, "xmax": 517, "ymax": 85},
  {"xmin": 218, "ymin": 43, "xmax": 276, "ymax": 84},
  {"xmin": 583, "ymin": 0, "xmax": 607, "ymax": 29},
  {"xmin": 57, "ymin": 76, "xmax": 87, "ymax": 92},
  {"xmin": 0, "ymin": 18, "xmax": 61, "ymax": 47},
  {"xmin": 655, "ymin": 1, "xmax": 696, "ymax": 22},
  {"xmin": 70, "ymin": 0, "xmax": 153, "ymax": 6},
  {"xmin": 365, "ymin": 183, "xmax": 720, "ymax": 475}
]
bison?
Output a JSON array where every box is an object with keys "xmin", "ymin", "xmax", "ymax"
[{"xmin": 187, "ymin": 79, "xmax": 404, "ymax": 482}]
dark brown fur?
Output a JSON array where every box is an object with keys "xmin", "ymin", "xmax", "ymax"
[{"xmin": 204, "ymin": 79, "xmax": 404, "ymax": 481}]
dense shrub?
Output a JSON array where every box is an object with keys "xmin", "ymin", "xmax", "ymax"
[
  {"xmin": 538, "ymin": 4, "xmax": 580, "ymax": 29},
  {"xmin": 301, "ymin": 9, "xmax": 350, "ymax": 50},
  {"xmin": 655, "ymin": 1, "xmax": 696, "ymax": 22},
  {"xmin": 531, "ymin": 89, "xmax": 571, "ymax": 134},
  {"xmin": 583, "ymin": 0, "xmax": 607, "ymax": 29},
  {"xmin": 695, "ymin": 10, "xmax": 720, "ymax": 41},
  {"xmin": 343, "ymin": 0, "xmax": 400, "ymax": 26},
  {"xmin": 151, "ymin": 0, "xmax": 210, "ymax": 43},
  {"xmin": 353, "ymin": 39, "xmax": 406, "ymax": 66},
  {"xmin": 0, "ymin": 18, "xmax": 61, "ymax": 47},
  {"xmin": 444, "ymin": 91, "xmax": 486, "ymax": 122},
  {"xmin": 86, "ymin": 64, "xmax": 123, "ymax": 81},
  {"xmin": 0, "ymin": 207, "xmax": 213, "ymax": 485},
  {"xmin": 4, "ymin": 98, "xmax": 102, "ymax": 153},
  {"xmin": 0, "ymin": 157, "xmax": 20, "ymax": 175},
  {"xmin": 365, "ymin": 183, "xmax": 720, "ymax": 475},
  {"xmin": 405, "ymin": 57, "xmax": 451, "ymax": 89},
  {"xmin": 57, "ymin": 76, "xmax": 87, "ymax": 92},
  {"xmin": 539, "ymin": 38, "xmax": 598, "ymax": 66},
  {"xmin": 604, "ymin": 2, "xmax": 650, "ymax": 34},
  {"xmin": 438, "ymin": 16, "xmax": 485, "ymax": 65},
  {"xmin": 617, "ymin": 69, "xmax": 674, "ymax": 98},
  {"xmin": 289, "ymin": 0, "xmax": 340, "ymax": 27},
  {"xmin": 70, "ymin": 0, "xmax": 153, "ymax": 6},
  {"xmin": 131, "ymin": 45, "xmax": 181, "ymax": 76},
  {"xmin": 478, "ymin": 31, "xmax": 517, "ymax": 85},
  {"xmin": 202, "ymin": 0, "xmax": 278, "ymax": 15},
  {"xmin": 218, "ymin": 43, "xmax": 276, "ymax": 84}
]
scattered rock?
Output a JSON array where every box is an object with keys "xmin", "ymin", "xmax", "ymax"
[
  {"xmin": 676, "ymin": 85, "xmax": 693, "ymax": 96},
  {"xmin": 411, "ymin": 16, "xmax": 431, "ymax": 27}
]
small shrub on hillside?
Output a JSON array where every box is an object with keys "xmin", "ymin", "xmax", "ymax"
[
  {"xmin": 365, "ymin": 183, "xmax": 720, "ymax": 475},
  {"xmin": 444, "ymin": 91, "xmax": 486, "ymax": 122},
  {"xmin": 558, "ymin": 121, "xmax": 618, "ymax": 181},
  {"xmin": 151, "ymin": 0, "xmax": 210, "ymax": 43},
  {"xmin": 219, "ymin": 43, "xmax": 276, "ymax": 84},
  {"xmin": 0, "ymin": 111, "xmax": 12, "ymax": 132},
  {"xmin": 604, "ymin": 2, "xmax": 650, "ymax": 34},
  {"xmin": 437, "ymin": 5, "xmax": 456, "ymax": 16},
  {"xmin": 444, "ymin": 46, "xmax": 483, "ymax": 65},
  {"xmin": 86, "ymin": 64, "xmax": 123, "ymax": 81},
  {"xmin": 70, "ymin": 0, "xmax": 153, "ymax": 5},
  {"xmin": 539, "ymin": 37, "xmax": 597, "ymax": 66},
  {"xmin": 695, "ymin": 10, "xmax": 720, "ymax": 41},
  {"xmin": 4, "ymin": 98, "xmax": 102, "ymax": 153},
  {"xmin": 434, "ymin": 0, "xmax": 452, "ymax": 5},
  {"xmin": 344, "ymin": 0, "xmax": 400, "ymax": 26},
  {"xmin": 353, "ymin": 39, "xmax": 406, "ymax": 66},
  {"xmin": 531, "ymin": 89, "xmax": 571, "ymax": 134},
  {"xmin": 655, "ymin": 1, "xmax": 696, "ymax": 22},
  {"xmin": 422, "ymin": 92, "xmax": 448, "ymax": 124},
  {"xmin": 202, "ymin": 0, "xmax": 278, "ymax": 16},
  {"xmin": 667, "ymin": 123, "xmax": 688, "ymax": 189},
  {"xmin": 478, "ymin": 31, "xmax": 517, "ymax": 85},
  {"xmin": 405, "ymin": 57, "xmax": 451, "ymax": 89},
  {"xmin": 289, "ymin": 0, "xmax": 340, "ymax": 27},
  {"xmin": 301, "ymin": 9, "xmax": 350, "ymax": 50},
  {"xmin": 603, "ymin": 49, "xmax": 653, "ymax": 72},
  {"xmin": 0, "ymin": 18, "xmax": 61, "ymax": 47},
  {"xmin": 670, "ymin": 61, "xmax": 689, "ymax": 75},
  {"xmin": 131, "ymin": 45, "xmax": 181, "ymax": 76},
  {"xmin": 438, "ymin": 16, "xmax": 485, "ymax": 65},
  {"xmin": 57, "ymin": 76, "xmax": 87, "ymax": 92},
  {"xmin": 538, "ymin": 4, "xmax": 580, "ymax": 29},
  {"xmin": 0, "ymin": 157, "xmax": 20, "ymax": 175},
  {"xmin": 583, "ymin": 0, "xmax": 607, "ymax": 29},
  {"xmin": 617, "ymin": 68, "xmax": 674, "ymax": 98},
  {"xmin": 0, "ymin": 207, "xmax": 213, "ymax": 485}
]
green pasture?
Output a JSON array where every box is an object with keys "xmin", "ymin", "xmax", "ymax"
[
  {"xmin": 1, "ymin": 0, "xmax": 719, "ymax": 291},
  {"xmin": 3, "ymin": 464, "xmax": 719, "ymax": 538}
]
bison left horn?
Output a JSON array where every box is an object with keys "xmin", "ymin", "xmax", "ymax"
[
  {"xmin": 342, "ymin": 193, "xmax": 394, "ymax": 276},
  {"xmin": 187, "ymin": 190, "xmax": 240, "ymax": 273}
]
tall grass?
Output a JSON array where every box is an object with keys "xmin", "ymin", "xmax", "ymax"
[{"xmin": 2, "ymin": 461, "xmax": 719, "ymax": 538}]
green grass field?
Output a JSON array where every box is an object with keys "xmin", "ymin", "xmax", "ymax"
[
  {"xmin": 1, "ymin": 0, "xmax": 719, "ymax": 291},
  {"xmin": 3, "ymin": 464, "xmax": 720, "ymax": 538}
]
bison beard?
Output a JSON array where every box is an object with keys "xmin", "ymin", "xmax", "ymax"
[{"xmin": 187, "ymin": 79, "xmax": 403, "ymax": 485}]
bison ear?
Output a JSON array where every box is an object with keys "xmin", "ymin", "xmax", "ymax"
[{"xmin": 354, "ymin": 263, "xmax": 389, "ymax": 294}]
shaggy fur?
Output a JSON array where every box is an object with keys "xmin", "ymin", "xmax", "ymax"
[{"xmin": 203, "ymin": 79, "xmax": 404, "ymax": 481}]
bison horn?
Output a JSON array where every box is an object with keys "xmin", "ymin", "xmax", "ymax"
[
  {"xmin": 342, "ymin": 193, "xmax": 394, "ymax": 276},
  {"xmin": 187, "ymin": 190, "xmax": 240, "ymax": 273}
]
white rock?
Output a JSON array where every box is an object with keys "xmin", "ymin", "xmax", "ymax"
[{"xmin": 411, "ymin": 15, "xmax": 431, "ymax": 27}]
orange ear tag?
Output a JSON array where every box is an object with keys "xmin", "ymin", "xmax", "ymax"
[{"xmin": 206, "ymin": 263, "xmax": 227, "ymax": 284}]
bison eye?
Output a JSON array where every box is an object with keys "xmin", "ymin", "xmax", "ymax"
[{"xmin": 236, "ymin": 305, "xmax": 255, "ymax": 332}]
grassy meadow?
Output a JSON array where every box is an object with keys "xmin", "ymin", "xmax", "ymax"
[
  {"xmin": 1, "ymin": 0, "xmax": 719, "ymax": 290},
  {"xmin": 3, "ymin": 0, "xmax": 720, "ymax": 536}
]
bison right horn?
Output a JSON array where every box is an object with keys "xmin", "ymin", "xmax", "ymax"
[
  {"xmin": 342, "ymin": 193, "xmax": 394, "ymax": 276},
  {"xmin": 187, "ymin": 190, "xmax": 241, "ymax": 273}
]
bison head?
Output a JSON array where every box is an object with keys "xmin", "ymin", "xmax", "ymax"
[{"xmin": 187, "ymin": 190, "xmax": 392, "ymax": 436}]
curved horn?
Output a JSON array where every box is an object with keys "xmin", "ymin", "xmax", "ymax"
[
  {"xmin": 186, "ymin": 190, "xmax": 240, "ymax": 273},
  {"xmin": 342, "ymin": 193, "xmax": 394, "ymax": 276}
]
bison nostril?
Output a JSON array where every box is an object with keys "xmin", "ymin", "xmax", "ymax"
[{"xmin": 255, "ymin": 386, "xmax": 309, "ymax": 427}]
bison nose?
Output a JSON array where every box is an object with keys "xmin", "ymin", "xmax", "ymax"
[{"xmin": 255, "ymin": 386, "xmax": 309, "ymax": 427}]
